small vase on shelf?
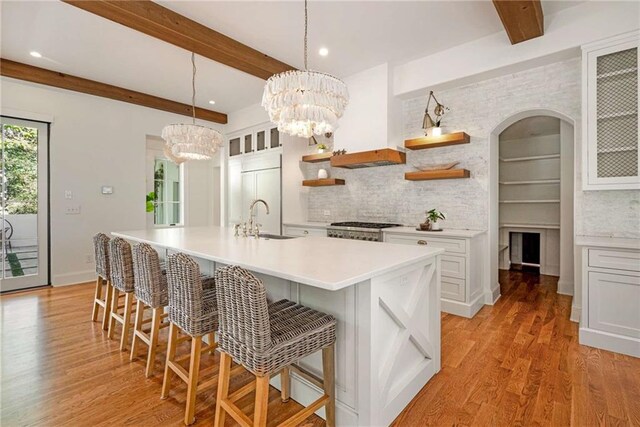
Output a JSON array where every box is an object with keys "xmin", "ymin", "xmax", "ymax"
[{"xmin": 318, "ymin": 169, "xmax": 329, "ymax": 179}]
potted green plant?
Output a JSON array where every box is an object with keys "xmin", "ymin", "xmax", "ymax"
[
  {"xmin": 317, "ymin": 143, "xmax": 328, "ymax": 153},
  {"xmin": 420, "ymin": 209, "xmax": 446, "ymax": 231}
]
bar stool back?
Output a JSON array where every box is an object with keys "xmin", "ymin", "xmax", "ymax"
[
  {"xmin": 107, "ymin": 237, "xmax": 136, "ymax": 351},
  {"xmin": 91, "ymin": 233, "xmax": 112, "ymax": 330},
  {"xmin": 214, "ymin": 265, "xmax": 337, "ymax": 427},
  {"xmin": 130, "ymin": 243, "xmax": 169, "ymax": 377},
  {"xmin": 161, "ymin": 252, "xmax": 218, "ymax": 425}
]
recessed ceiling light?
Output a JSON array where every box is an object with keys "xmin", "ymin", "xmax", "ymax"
[
  {"xmin": 30, "ymin": 51, "xmax": 42, "ymax": 58},
  {"xmin": 318, "ymin": 47, "xmax": 329, "ymax": 57},
  {"xmin": 208, "ymin": 100, "xmax": 216, "ymax": 105}
]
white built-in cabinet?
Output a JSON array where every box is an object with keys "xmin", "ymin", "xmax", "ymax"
[
  {"xmin": 226, "ymin": 123, "xmax": 283, "ymax": 234},
  {"xmin": 383, "ymin": 229, "xmax": 487, "ymax": 318},
  {"xmin": 228, "ymin": 123, "xmax": 281, "ymax": 157},
  {"xmin": 583, "ymin": 31, "xmax": 639, "ymax": 190},
  {"xmin": 578, "ymin": 237, "xmax": 640, "ymax": 357}
]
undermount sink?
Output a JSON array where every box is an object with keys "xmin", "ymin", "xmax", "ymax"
[{"xmin": 258, "ymin": 233, "xmax": 297, "ymax": 240}]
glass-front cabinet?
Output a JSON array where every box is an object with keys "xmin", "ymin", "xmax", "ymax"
[
  {"xmin": 228, "ymin": 123, "xmax": 281, "ymax": 158},
  {"xmin": 583, "ymin": 31, "xmax": 639, "ymax": 190}
]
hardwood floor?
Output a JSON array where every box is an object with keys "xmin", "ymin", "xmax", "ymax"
[
  {"xmin": 1, "ymin": 271, "xmax": 639, "ymax": 426},
  {"xmin": 393, "ymin": 271, "xmax": 640, "ymax": 426}
]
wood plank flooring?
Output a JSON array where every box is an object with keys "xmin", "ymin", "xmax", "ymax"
[
  {"xmin": 392, "ymin": 271, "xmax": 640, "ymax": 426},
  {"xmin": 1, "ymin": 271, "xmax": 639, "ymax": 426}
]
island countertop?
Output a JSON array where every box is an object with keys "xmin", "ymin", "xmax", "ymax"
[{"xmin": 112, "ymin": 226, "xmax": 444, "ymax": 291}]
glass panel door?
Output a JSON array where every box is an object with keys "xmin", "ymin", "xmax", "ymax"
[{"xmin": 0, "ymin": 117, "xmax": 49, "ymax": 292}]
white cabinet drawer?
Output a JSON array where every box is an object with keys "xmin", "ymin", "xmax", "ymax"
[
  {"xmin": 442, "ymin": 276, "xmax": 466, "ymax": 302},
  {"xmin": 284, "ymin": 226, "xmax": 326, "ymax": 238},
  {"xmin": 442, "ymin": 255, "xmax": 466, "ymax": 279},
  {"xmin": 385, "ymin": 234, "xmax": 467, "ymax": 254},
  {"xmin": 588, "ymin": 272, "xmax": 640, "ymax": 338},
  {"xmin": 588, "ymin": 248, "xmax": 640, "ymax": 272}
]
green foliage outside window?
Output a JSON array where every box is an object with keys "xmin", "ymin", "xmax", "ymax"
[{"xmin": 2, "ymin": 125, "xmax": 38, "ymax": 214}]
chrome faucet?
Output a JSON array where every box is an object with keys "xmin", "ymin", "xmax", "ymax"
[{"xmin": 248, "ymin": 199, "xmax": 270, "ymax": 235}]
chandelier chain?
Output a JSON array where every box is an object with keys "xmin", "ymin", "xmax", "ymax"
[
  {"xmin": 304, "ymin": 0, "xmax": 308, "ymax": 71},
  {"xmin": 191, "ymin": 52, "xmax": 196, "ymax": 125}
]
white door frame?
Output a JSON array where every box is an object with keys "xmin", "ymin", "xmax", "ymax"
[
  {"xmin": 487, "ymin": 109, "xmax": 577, "ymax": 309},
  {"xmin": 1, "ymin": 116, "xmax": 50, "ymax": 291}
]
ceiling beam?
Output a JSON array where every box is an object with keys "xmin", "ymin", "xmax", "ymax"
[
  {"xmin": 0, "ymin": 59, "xmax": 228, "ymax": 124},
  {"xmin": 62, "ymin": 0, "xmax": 296, "ymax": 80},
  {"xmin": 492, "ymin": 0, "xmax": 544, "ymax": 44}
]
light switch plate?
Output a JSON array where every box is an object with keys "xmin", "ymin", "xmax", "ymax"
[
  {"xmin": 101, "ymin": 186, "xmax": 113, "ymax": 195},
  {"xmin": 64, "ymin": 190, "xmax": 72, "ymax": 199},
  {"xmin": 65, "ymin": 205, "xmax": 81, "ymax": 215}
]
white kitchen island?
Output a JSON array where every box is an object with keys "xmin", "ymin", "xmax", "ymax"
[{"xmin": 112, "ymin": 226, "xmax": 444, "ymax": 426}]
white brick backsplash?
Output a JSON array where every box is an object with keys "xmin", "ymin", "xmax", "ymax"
[{"xmin": 306, "ymin": 58, "xmax": 639, "ymax": 238}]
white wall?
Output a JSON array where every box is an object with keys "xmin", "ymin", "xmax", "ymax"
[
  {"xmin": 1, "ymin": 77, "xmax": 223, "ymax": 286},
  {"xmin": 333, "ymin": 63, "xmax": 392, "ymax": 152}
]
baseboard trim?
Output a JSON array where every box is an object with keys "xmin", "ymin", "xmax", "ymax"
[
  {"xmin": 52, "ymin": 270, "xmax": 95, "ymax": 287},
  {"xmin": 484, "ymin": 284, "xmax": 501, "ymax": 305},
  {"xmin": 570, "ymin": 305, "xmax": 581, "ymax": 323},
  {"xmin": 441, "ymin": 294, "xmax": 484, "ymax": 318},
  {"xmin": 557, "ymin": 280, "xmax": 574, "ymax": 296},
  {"xmin": 579, "ymin": 327, "xmax": 640, "ymax": 358}
]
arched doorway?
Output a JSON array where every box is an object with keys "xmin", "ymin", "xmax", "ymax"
[{"xmin": 487, "ymin": 109, "xmax": 577, "ymax": 315}]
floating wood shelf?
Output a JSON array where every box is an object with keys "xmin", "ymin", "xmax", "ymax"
[
  {"xmin": 302, "ymin": 152, "xmax": 332, "ymax": 163},
  {"xmin": 302, "ymin": 178, "xmax": 345, "ymax": 187},
  {"xmin": 330, "ymin": 148, "xmax": 406, "ymax": 169},
  {"xmin": 405, "ymin": 168, "xmax": 470, "ymax": 181},
  {"xmin": 404, "ymin": 132, "xmax": 470, "ymax": 150}
]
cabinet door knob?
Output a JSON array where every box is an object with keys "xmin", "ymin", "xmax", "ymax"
[
  {"xmin": 303, "ymin": 230, "xmax": 309, "ymax": 235},
  {"xmin": 417, "ymin": 240, "xmax": 428, "ymax": 245}
]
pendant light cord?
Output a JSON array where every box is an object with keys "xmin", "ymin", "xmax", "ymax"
[
  {"xmin": 191, "ymin": 52, "xmax": 196, "ymax": 125},
  {"xmin": 304, "ymin": 0, "xmax": 308, "ymax": 71}
]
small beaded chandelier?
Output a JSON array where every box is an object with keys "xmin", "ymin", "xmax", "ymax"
[
  {"xmin": 261, "ymin": 0, "xmax": 349, "ymax": 139},
  {"xmin": 162, "ymin": 53, "xmax": 223, "ymax": 161}
]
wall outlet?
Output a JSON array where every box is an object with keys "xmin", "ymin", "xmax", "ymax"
[
  {"xmin": 323, "ymin": 209, "xmax": 331, "ymax": 216},
  {"xmin": 64, "ymin": 190, "xmax": 73, "ymax": 199},
  {"xmin": 85, "ymin": 254, "xmax": 93, "ymax": 264},
  {"xmin": 65, "ymin": 205, "xmax": 81, "ymax": 215}
]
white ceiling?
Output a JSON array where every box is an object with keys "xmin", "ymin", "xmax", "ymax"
[{"xmin": 1, "ymin": 1, "xmax": 584, "ymax": 117}]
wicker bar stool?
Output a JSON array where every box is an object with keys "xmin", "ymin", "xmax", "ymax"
[
  {"xmin": 91, "ymin": 233, "xmax": 113, "ymax": 330},
  {"xmin": 130, "ymin": 243, "xmax": 170, "ymax": 377},
  {"xmin": 107, "ymin": 237, "xmax": 137, "ymax": 351},
  {"xmin": 161, "ymin": 252, "xmax": 220, "ymax": 426},
  {"xmin": 213, "ymin": 266, "xmax": 337, "ymax": 427}
]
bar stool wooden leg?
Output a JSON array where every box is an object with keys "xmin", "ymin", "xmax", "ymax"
[
  {"xmin": 130, "ymin": 300, "xmax": 145, "ymax": 361},
  {"xmin": 91, "ymin": 277, "xmax": 102, "ymax": 322},
  {"xmin": 102, "ymin": 281, "xmax": 113, "ymax": 331},
  {"xmin": 161, "ymin": 323, "xmax": 179, "ymax": 399},
  {"xmin": 322, "ymin": 344, "xmax": 336, "ymax": 427},
  {"xmin": 108, "ymin": 288, "xmax": 120, "ymax": 340},
  {"xmin": 281, "ymin": 367, "xmax": 291, "ymax": 403},
  {"xmin": 145, "ymin": 307, "xmax": 162, "ymax": 378},
  {"xmin": 254, "ymin": 375, "xmax": 270, "ymax": 427},
  {"xmin": 120, "ymin": 292, "xmax": 134, "ymax": 351},
  {"xmin": 184, "ymin": 336, "xmax": 202, "ymax": 425},
  {"xmin": 214, "ymin": 352, "xmax": 232, "ymax": 427}
]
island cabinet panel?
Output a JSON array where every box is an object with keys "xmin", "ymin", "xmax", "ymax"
[{"xmin": 384, "ymin": 229, "xmax": 487, "ymax": 318}]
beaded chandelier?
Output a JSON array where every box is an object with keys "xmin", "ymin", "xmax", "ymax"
[
  {"xmin": 162, "ymin": 53, "xmax": 223, "ymax": 161},
  {"xmin": 261, "ymin": 0, "xmax": 349, "ymax": 139}
]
